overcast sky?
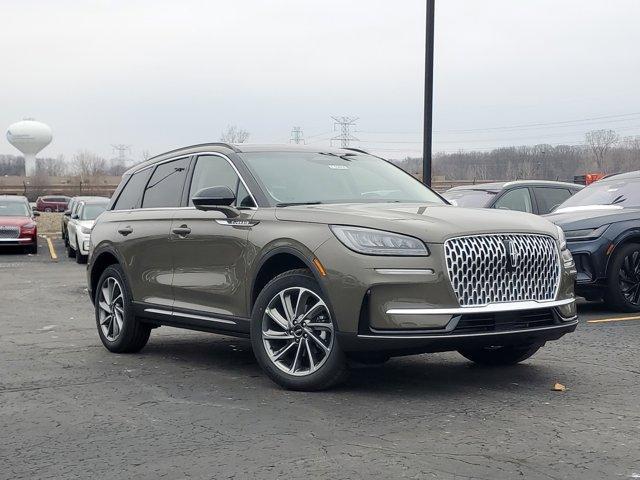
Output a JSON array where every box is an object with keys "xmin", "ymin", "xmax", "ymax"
[{"xmin": 1, "ymin": 0, "xmax": 639, "ymax": 162}]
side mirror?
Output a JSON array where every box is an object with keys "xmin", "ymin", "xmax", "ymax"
[
  {"xmin": 64, "ymin": 210, "xmax": 72, "ymax": 216},
  {"xmin": 33, "ymin": 211, "xmax": 40, "ymax": 217},
  {"xmin": 71, "ymin": 213, "xmax": 79, "ymax": 220},
  {"xmin": 192, "ymin": 186, "xmax": 238, "ymax": 217}
]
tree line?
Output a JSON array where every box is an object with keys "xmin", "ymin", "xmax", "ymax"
[
  {"xmin": 393, "ymin": 129, "xmax": 640, "ymax": 181},
  {"xmin": 0, "ymin": 151, "xmax": 129, "ymax": 177}
]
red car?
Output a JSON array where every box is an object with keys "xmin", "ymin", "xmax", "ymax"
[
  {"xmin": 35, "ymin": 195, "xmax": 71, "ymax": 212},
  {"xmin": 0, "ymin": 196, "xmax": 38, "ymax": 254}
]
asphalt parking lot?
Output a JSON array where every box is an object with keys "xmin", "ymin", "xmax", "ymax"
[{"xmin": 1, "ymin": 237, "xmax": 639, "ymax": 480}]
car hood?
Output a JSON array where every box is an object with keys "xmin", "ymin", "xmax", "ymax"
[
  {"xmin": 0, "ymin": 216, "xmax": 33, "ymax": 226},
  {"xmin": 275, "ymin": 203, "xmax": 559, "ymax": 244},
  {"xmin": 545, "ymin": 206, "xmax": 640, "ymax": 231},
  {"xmin": 77, "ymin": 220, "xmax": 96, "ymax": 229}
]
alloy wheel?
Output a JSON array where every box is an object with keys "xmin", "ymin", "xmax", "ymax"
[
  {"xmin": 98, "ymin": 277, "xmax": 125, "ymax": 341},
  {"xmin": 262, "ymin": 287, "xmax": 334, "ymax": 376},
  {"xmin": 619, "ymin": 249, "xmax": 640, "ymax": 305}
]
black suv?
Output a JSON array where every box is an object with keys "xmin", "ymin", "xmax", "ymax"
[{"xmin": 546, "ymin": 170, "xmax": 640, "ymax": 311}]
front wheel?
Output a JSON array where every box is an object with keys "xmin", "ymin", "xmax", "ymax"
[
  {"xmin": 251, "ymin": 269, "xmax": 348, "ymax": 391},
  {"xmin": 95, "ymin": 265, "xmax": 151, "ymax": 353},
  {"xmin": 458, "ymin": 343, "xmax": 542, "ymax": 366},
  {"xmin": 605, "ymin": 243, "xmax": 640, "ymax": 312}
]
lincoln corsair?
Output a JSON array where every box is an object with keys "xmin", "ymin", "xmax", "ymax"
[{"xmin": 87, "ymin": 144, "xmax": 577, "ymax": 390}]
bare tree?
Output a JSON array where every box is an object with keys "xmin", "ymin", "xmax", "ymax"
[
  {"xmin": 71, "ymin": 150, "xmax": 108, "ymax": 178},
  {"xmin": 220, "ymin": 125, "xmax": 250, "ymax": 143},
  {"xmin": 36, "ymin": 155, "xmax": 68, "ymax": 176},
  {"xmin": 585, "ymin": 129, "xmax": 619, "ymax": 171}
]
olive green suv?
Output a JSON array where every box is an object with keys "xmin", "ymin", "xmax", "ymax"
[{"xmin": 87, "ymin": 144, "xmax": 578, "ymax": 390}]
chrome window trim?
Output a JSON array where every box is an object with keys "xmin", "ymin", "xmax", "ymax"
[
  {"xmin": 386, "ymin": 297, "xmax": 575, "ymax": 315},
  {"xmin": 144, "ymin": 308, "xmax": 236, "ymax": 325}
]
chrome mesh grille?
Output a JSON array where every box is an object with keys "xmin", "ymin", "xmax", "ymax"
[
  {"xmin": 0, "ymin": 226, "xmax": 20, "ymax": 239},
  {"xmin": 444, "ymin": 234, "xmax": 561, "ymax": 307}
]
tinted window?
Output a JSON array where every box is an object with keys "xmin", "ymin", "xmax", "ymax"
[
  {"xmin": 534, "ymin": 187, "xmax": 573, "ymax": 214},
  {"xmin": 142, "ymin": 157, "xmax": 190, "ymax": 208},
  {"xmin": 493, "ymin": 188, "xmax": 533, "ymax": 213},
  {"xmin": 112, "ymin": 169, "xmax": 153, "ymax": 210},
  {"xmin": 188, "ymin": 155, "xmax": 254, "ymax": 207}
]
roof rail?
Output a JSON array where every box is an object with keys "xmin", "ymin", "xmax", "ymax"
[{"xmin": 146, "ymin": 142, "xmax": 241, "ymax": 162}]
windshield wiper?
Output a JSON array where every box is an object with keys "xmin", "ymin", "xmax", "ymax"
[
  {"xmin": 610, "ymin": 195, "xmax": 626, "ymax": 205},
  {"xmin": 276, "ymin": 201, "xmax": 323, "ymax": 207}
]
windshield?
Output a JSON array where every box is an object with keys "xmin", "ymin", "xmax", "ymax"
[
  {"xmin": 443, "ymin": 189, "xmax": 497, "ymax": 207},
  {"xmin": 240, "ymin": 152, "xmax": 444, "ymax": 205},
  {"xmin": 557, "ymin": 178, "xmax": 640, "ymax": 210},
  {"xmin": 0, "ymin": 201, "xmax": 29, "ymax": 217},
  {"xmin": 81, "ymin": 204, "xmax": 107, "ymax": 220}
]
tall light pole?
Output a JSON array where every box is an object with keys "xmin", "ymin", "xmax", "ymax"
[{"xmin": 423, "ymin": 0, "xmax": 435, "ymax": 186}]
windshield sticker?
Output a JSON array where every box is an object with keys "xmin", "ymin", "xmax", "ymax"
[{"xmin": 328, "ymin": 165, "xmax": 348, "ymax": 170}]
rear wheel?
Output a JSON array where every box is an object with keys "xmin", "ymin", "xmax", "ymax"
[
  {"xmin": 251, "ymin": 269, "xmax": 348, "ymax": 391},
  {"xmin": 458, "ymin": 343, "xmax": 542, "ymax": 366},
  {"xmin": 95, "ymin": 264, "xmax": 150, "ymax": 353},
  {"xmin": 605, "ymin": 243, "xmax": 640, "ymax": 312}
]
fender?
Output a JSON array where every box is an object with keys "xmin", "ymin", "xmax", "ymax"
[{"xmin": 604, "ymin": 226, "xmax": 640, "ymax": 276}]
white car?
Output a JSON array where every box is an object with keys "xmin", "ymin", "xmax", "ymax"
[{"xmin": 67, "ymin": 199, "xmax": 109, "ymax": 263}]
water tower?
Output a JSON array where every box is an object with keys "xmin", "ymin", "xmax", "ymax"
[{"xmin": 6, "ymin": 119, "xmax": 53, "ymax": 176}]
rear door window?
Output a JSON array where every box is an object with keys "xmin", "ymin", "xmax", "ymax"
[
  {"xmin": 142, "ymin": 157, "xmax": 190, "ymax": 208},
  {"xmin": 112, "ymin": 169, "xmax": 153, "ymax": 210},
  {"xmin": 493, "ymin": 188, "xmax": 533, "ymax": 213},
  {"xmin": 533, "ymin": 187, "xmax": 573, "ymax": 214}
]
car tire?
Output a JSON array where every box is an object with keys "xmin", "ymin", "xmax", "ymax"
[
  {"xmin": 67, "ymin": 238, "xmax": 76, "ymax": 258},
  {"xmin": 75, "ymin": 236, "xmax": 87, "ymax": 264},
  {"xmin": 45, "ymin": 208, "xmax": 52, "ymax": 213},
  {"xmin": 26, "ymin": 242, "xmax": 37, "ymax": 255},
  {"xmin": 605, "ymin": 243, "xmax": 640, "ymax": 312},
  {"xmin": 95, "ymin": 264, "xmax": 151, "ymax": 353},
  {"xmin": 458, "ymin": 343, "xmax": 543, "ymax": 366},
  {"xmin": 251, "ymin": 268, "xmax": 348, "ymax": 391}
]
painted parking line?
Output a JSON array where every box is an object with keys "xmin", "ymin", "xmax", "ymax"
[
  {"xmin": 587, "ymin": 315, "xmax": 640, "ymax": 324},
  {"xmin": 45, "ymin": 236, "xmax": 58, "ymax": 261}
]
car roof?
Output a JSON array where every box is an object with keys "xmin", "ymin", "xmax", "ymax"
[
  {"xmin": 597, "ymin": 170, "xmax": 640, "ymax": 182},
  {"xmin": 0, "ymin": 195, "xmax": 28, "ymax": 202},
  {"xmin": 124, "ymin": 143, "xmax": 370, "ymax": 176},
  {"xmin": 72, "ymin": 195, "xmax": 108, "ymax": 201},
  {"xmin": 78, "ymin": 198, "xmax": 110, "ymax": 205},
  {"xmin": 448, "ymin": 180, "xmax": 582, "ymax": 192}
]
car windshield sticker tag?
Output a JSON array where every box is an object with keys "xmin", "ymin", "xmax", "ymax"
[{"xmin": 328, "ymin": 165, "xmax": 348, "ymax": 170}]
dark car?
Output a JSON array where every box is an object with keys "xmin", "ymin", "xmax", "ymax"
[
  {"xmin": 0, "ymin": 195, "xmax": 39, "ymax": 254},
  {"xmin": 86, "ymin": 143, "xmax": 576, "ymax": 391},
  {"xmin": 444, "ymin": 181, "xmax": 582, "ymax": 215},
  {"xmin": 36, "ymin": 195, "xmax": 71, "ymax": 212},
  {"xmin": 546, "ymin": 170, "xmax": 640, "ymax": 311},
  {"xmin": 62, "ymin": 196, "xmax": 109, "ymax": 246}
]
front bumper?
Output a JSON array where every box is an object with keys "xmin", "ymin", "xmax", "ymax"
[
  {"xmin": 337, "ymin": 317, "xmax": 578, "ymax": 354},
  {"xmin": 0, "ymin": 237, "xmax": 36, "ymax": 246}
]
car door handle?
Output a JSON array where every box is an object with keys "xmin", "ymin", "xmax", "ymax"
[
  {"xmin": 118, "ymin": 226, "xmax": 133, "ymax": 236},
  {"xmin": 172, "ymin": 225, "xmax": 191, "ymax": 237}
]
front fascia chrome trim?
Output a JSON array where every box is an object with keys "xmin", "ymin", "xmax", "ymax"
[
  {"xmin": 0, "ymin": 237, "xmax": 32, "ymax": 242},
  {"xmin": 358, "ymin": 319, "xmax": 578, "ymax": 339},
  {"xmin": 386, "ymin": 297, "xmax": 575, "ymax": 315},
  {"xmin": 375, "ymin": 268, "xmax": 435, "ymax": 275},
  {"xmin": 144, "ymin": 308, "xmax": 236, "ymax": 325}
]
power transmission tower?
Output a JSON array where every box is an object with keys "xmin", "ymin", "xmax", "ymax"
[
  {"xmin": 111, "ymin": 144, "xmax": 131, "ymax": 164},
  {"xmin": 330, "ymin": 116, "xmax": 359, "ymax": 148},
  {"xmin": 290, "ymin": 126, "xmax": 304, "ymax": 144}
]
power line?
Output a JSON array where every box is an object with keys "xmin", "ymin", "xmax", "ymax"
[{"xmin": 330, "ymin": 116, "xmax": 359, "ymax": 148}]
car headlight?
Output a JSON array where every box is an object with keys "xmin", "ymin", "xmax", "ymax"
[
  {"xmin": 556, "ymin": 225, "xmax": 567, "ymax": 250},
  {"xmin": 22, "ymin": 222, "xmax": 36, "ymax": 230},
  {"xmin": 330, "ymin": 225, "xmax": 429, "ymax": 256},
  {"xmin": 563, "ymin": 225, "xmax": 609, "ymax": 242},
  {"xmin": 80, "ymin": 226, "xmax": 93, "ymax": 235}
]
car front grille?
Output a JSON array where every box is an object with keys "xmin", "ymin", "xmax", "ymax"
[
  {"xmin": 453, "ymin": 308, "xmax": 556, "ymax": 334},
  {"xmin": 444, "ymin": 234, "xmax": 561, "ymax": 307},
  {"xmin": 0, "ymin": 226, "xmax": 20, "ymax": 239}
]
